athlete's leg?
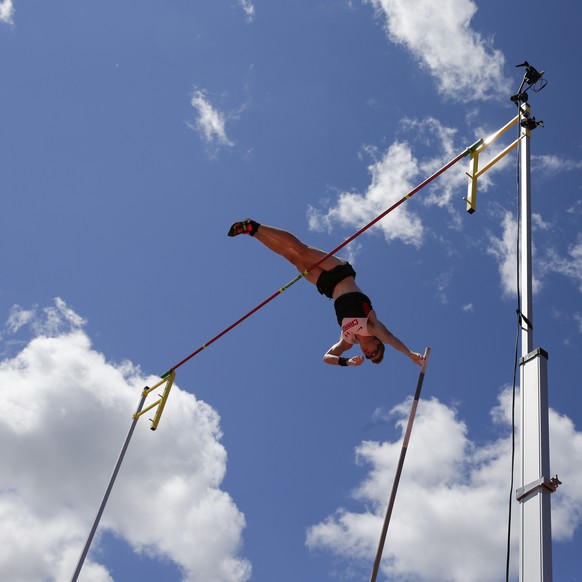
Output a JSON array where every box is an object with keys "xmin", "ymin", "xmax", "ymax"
[
  {"xmin": 257, "ymin": 225, "xmax": 344, "ymax": 281},
  {"xmin": 228, "ymin": 220, "xmax": 343, "ymax": 284}
]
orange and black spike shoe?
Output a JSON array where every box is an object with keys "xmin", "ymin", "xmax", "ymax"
[{"xmin": 227, "ymin": 219, "xmax": 260, "ymax": 237}]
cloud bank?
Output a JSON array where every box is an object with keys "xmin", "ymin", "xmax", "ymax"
[
  {"xmin": 0, "ymin": 300, "xmax": 250, "ymax": 582},
  {"xmin": 307, "ymin": 390, "xmax": 582, "ymax": 581}
]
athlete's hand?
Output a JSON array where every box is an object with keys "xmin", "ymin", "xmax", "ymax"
[
  {"xmin": 349, "ymin": 355, "xmax": 364, "ymax": 366},
  {"xmin": 409, "ymin": 352, "xmax": 424, "ymax": 366}
]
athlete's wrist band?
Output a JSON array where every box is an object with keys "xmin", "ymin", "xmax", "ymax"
[{"xmin": 338, "ymin": 357, "xmax": 349, "ymax": 367}]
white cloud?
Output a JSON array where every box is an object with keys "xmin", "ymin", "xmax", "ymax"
[
  {"xmin": 6, "ymin": 304, "xmax": 36, "ymax": 333},
  {"xmin": 486, "ymin": 211, "xmax": 518, "ymax": 297},
  {"xmin": 400, "ymin": 117, "xmax": 464, "ymax": 209},
  {"xmin": 532, "ymin": 212, "xmax": 551, "ymax": 231},
  {"xmin": 532, "ymin": 154, "xmax": 582, "ymax": 175},
  {"xmin": 434, "ymin": 270, "xmax": 452, "ymax": 304},
  {"xmin": 308, "ymin": 142, "xmax": 424, "ymax": 247},
  {"xmin": 189, "ymin": 90, "xmax": 234, "ymax": 151},
  {"xmin": 364, "ymin": 0, "xmax": 510, "ymax": 101},
  {"xmin": 7, "ymin": 298, "xmax": 87, "ymax": 336},
  {"xmin": 486, "ymin": 211, "xmax": 542, "ymax": 297},
  {"xmin": 306, "ymin": 389, "xmax": 582, "ymax": 581},
  {"xmin": 549, "ymin": 409, "xmax": 582, "ymax": 540},
  {"xmin": 0, "ymin": 300, "xmax": 250, "ymax": 582},
  {"xmin": 238, "ymin": 0, "xmax": 255, "ymax": 23},
  {"xmin": 0, "ymin": 0, "xmax": 14, "ymax": 25},
  {"xmin": 566, "ymin": 200, "xmax": 582, "ymax": 215},
  {"xmin": 544, "ymin": 236, "xmax": 582, "ymax": 293}
]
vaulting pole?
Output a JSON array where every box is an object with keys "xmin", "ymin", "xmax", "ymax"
[
  {"xmin": 70, "ymin": 389, "xmax": 149, "ymax": 582},
  {"xmin": 369, "ymin": 347, "xmax": 431, "ymax": 582}
]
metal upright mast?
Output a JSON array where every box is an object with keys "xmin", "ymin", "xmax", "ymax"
[
  {"xmin": 511, "ymin": 65, "xmax": 559, "ymax": 582},
  {"xmin": 466, "ymin": 61, "xmax": 560, "ymax": 581}
]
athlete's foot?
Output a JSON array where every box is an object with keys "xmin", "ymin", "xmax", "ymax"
[{"xmin": 227, "ymin": 219, "xmax": 260, "ymax": 237}]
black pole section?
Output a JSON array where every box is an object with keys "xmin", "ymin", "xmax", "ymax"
[
  {"xmin": 369, "ymin": 347, "xmax": 431, "ymax": 582},
  {"xmin": 70, "ymin": 388, "xmax": 148, "ymax": 582}
]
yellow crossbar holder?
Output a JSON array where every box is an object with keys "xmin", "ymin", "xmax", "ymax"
[
  {"xmin": 465, "ymin": 103, "xmax": 531, "ymax": 214},
  {"xmin": 132, "ymin": 370, "xmax": 176, "ymax": 431}
]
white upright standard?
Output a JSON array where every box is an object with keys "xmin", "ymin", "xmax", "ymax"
[{"xmin": 515, "ymin": 101, "xmax": 557, "ymax": 582}]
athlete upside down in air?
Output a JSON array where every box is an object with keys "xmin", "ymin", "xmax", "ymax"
[{"xmin": 228, "ymin": 219, "xmax": 424, "ymax": 368}]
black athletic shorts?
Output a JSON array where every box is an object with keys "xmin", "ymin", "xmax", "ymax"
[
  {"xmin": 316, "ymin": 262, "xmax": 356, "ymax": 298},
  {"xmin": 333, "ymin": 292, "xmax": 374, "ymax": 326}
]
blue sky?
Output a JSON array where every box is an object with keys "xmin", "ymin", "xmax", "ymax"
[{"xmin": 1, "ymin": 1, "xmax": 581, "ymax": 581}]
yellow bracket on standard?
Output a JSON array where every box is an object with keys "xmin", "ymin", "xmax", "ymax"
[
  {"xmin": 133, "ymin": 370, "xmax": 176, "ymax": 431},
  {"xmin": 465, "ymin": 103, "xmax": 531, "ymax": 214}
]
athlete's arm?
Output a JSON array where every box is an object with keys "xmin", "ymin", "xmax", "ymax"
[
  {"xmin": 323, "ymin": 338, "xmax": 364, "ymax": 366},
  {"xmin": 367, "ymin": 311, "xmax": 423, "ymax": 365}
]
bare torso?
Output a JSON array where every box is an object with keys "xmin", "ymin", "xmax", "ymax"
[{"xmin": 331, "ymin": 276, "xmax": 364, "ymax": 300}]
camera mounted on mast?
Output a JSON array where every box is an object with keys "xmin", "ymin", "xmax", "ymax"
[{"xmin": 510, "ymin": 61, "xmax": 547, "ymax": 104}]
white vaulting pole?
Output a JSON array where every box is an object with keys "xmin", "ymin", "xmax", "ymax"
[{"xmin": 369, "ymin": 347, "xmax": 431, "ymax": 582}]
